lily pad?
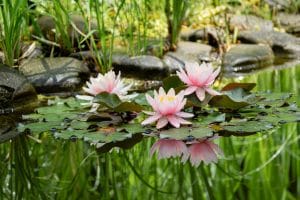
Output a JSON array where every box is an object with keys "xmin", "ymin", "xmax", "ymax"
[
  {"xmin": 222, "ymin": 82, "xmax": 256, "ymax": 92},
  {"xmin": 162, "ymin": 75, "xmax": 185, "ymax": 91},
  {"xmin": 159, "ymin": 125, "xmax": 214, "ymax": 140},
  {"xmin": 94, "ymin": 92, "xmax": 143, "ymax": 112},
  {"xmin": 209, "ymin": 88, "xmax": 257, "ymax": 110}
]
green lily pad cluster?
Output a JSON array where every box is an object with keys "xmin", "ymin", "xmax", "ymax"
[{"xmin": 18, "ymin": 81, "xmax": 300, "ymax": 152}]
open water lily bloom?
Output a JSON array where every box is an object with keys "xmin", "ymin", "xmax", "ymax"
[
  {"xmin": 188, "ymin": 139, "xmax": 224, "ymax": 167},
  {"xmin": 150, "ymin": 139, "xmax": 189, "ymax": 160},
  {"xmin": 176, "ymin": 62, "xmax": 221, "ymax": 101},
  {"xmin": 76, "ymin": 70, "xmax": 133, "ymax": 109},
  {"xmin": 141, "ymin": 87, "xmax": 194, "ymax": 129}
]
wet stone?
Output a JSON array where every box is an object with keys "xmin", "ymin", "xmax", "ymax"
[
  {"xmin": 19, "ymin": 57, "xmax": 90, "ymax": 93},
  {"xmin": 163, "ymin": 41, "xmax": 213, "ymax": 73},
  {"xmin": 112, "ymin": 54, "xmax": 169, "ymax": 80},
  {"xmin": 0, "ymin": 64, "xmax": 37, "ymax": 114},
  {"xmin": 181, "ymin": 27, "xmax": 225, "ymax": 48},
  {"xmin": 278, "ymin": 13, "xmax": 300, "ymax": 36},
  {"xmin": 223, "ymin": 44, "xmax": 274, "ymax": 73},
  {"xmin": 230, "ymin": 15, "xmax": 273, "ymax": 32},
  {"xmin": 264, "ymin": 0, "xmax": 295, "ymax": 11},
  {"xmin": 0, "ymin": 115, "xmax": 20, "ymax": 143},
  {"xmin": 238, "ymin": 30, "xmax": 300, "ymax": 58},
  {"xmin": 34, "ymin": 15, "xmax": 99, "ymax": 42}
]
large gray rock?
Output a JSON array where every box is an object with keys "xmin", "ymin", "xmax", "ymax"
[
  {"xmin": 180, "ymin": 27, "xmax": 224, "ymax": 47},
  {"xmin": 112, "ymin": 54, "xmax": 169, "ymax": 80},
  {"xmin": 163, "ymin": 41, "xmax": 213, "ymax": 73},
  {"xmin": 230, "ymin": 15, "xmax": 273, "ymax": 32},
  {"xmin": 19, "ymin": 57, "xmax": 90, "ymax": 93},
  {"xmin": 223, "ymin": 44, "xmax": 274, "ymax": 73},
  {"xmin": 0, "ymin": 64, "xmax": 37, "ymax": 114},
  {"xmin": 34, "ymin": 15, "xmax": 99, "ymax": 42},
  {"xmin": 264, "ymin": 0, "xmax": 298, "ymax": 11},
  {"xmin": 278, "ymin": 13, "xmax": 300, "ymax": 36},
  {"xmin": 238, "ymin": 30, "xmax": 300, "ymax": 58}
]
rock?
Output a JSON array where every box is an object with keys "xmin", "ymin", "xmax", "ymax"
[
  {"xmin": 238, "ymin": 30, "xmax": 300, "ymax": 58},
  {"xmin": 19, "ymin": 57, "xmax": 90, "ymax": 93},
  {"xmin": 163, "ymin": 41, "xmax": 213, "ymax": 73},
  {"xmin": 264, "ymin": 0, "xmax": 296, "ymax": 11},
  {"xmin": 180, "ymin": 27, "xmax": 224, "ymax": 47},
  {"xmin": 0, "ymin": 64, "xmax": 37, "ymax": 114},
  {"xmin": 0, "ymin": 115, "xmax": 20, "ymax": 143},
  {"xmin": 33, "ymin": 14, "xmax": 99, "ymax": 53},
  {"xmin": 230, "ymin": 15, "xmax": 273, "ymax": 32},
  {"xmin": 223, "ymin": 44, "xmax": 274, "ymax": 73},
  {"xmin": 0, "ymin": 51, "xmax": 4, "ymax": 64},
  {"xmin": 112, "ymin": 54, "xmax": 169, "ymax": 80},
  {"xmin": 278, "ymin": 13, "xmax": 300, "ymax": 36}
]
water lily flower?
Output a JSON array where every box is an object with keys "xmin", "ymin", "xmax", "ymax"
[
  {"xmin": 150, "ymin": 139, "xmax": 189, "ymax": 160},
  {"xmin": 188, "ymin": 139, "xmax": 223, "ymax": 167},
  {"xmin": 76, "ymin": 70, "xmax": 134, "ymax": 110},
  {"xmin": 176, "ymin": 62, "xmax": 221, "ymax": 101},
  {"xmin": 141, "ymin": 87, "xmax": 194, "ymax": 129}
]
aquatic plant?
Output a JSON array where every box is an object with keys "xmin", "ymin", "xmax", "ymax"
[
  {"xmin": 165, "ymin": 0, "xmax": 188, "ymax": 50},
  {"xmin": 177, "ymin": 62, "xmax": 221, "ymax": 101},
  {"xmin": 142, "ymin": 87, "xmax": 193, "ymax": 129},
  {"xmin": 76, "ymin": 70, "xmax": 134, "ymax": 111},
  {"xmin": 0, "ymin": 0, "xmax": 28, "ymax": 66}
]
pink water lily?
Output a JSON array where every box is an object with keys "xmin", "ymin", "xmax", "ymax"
[
  {"xmin": 150, "ymin": 139, "xmax": 189, "ymax": 160},
  {"xmin": 141, "ymin": 87, "xmax": 194, "ymax": 129},
  {"xmin": 176, "ymin": 62, "xmax": 221, "ymax": 101},
  {"xmin": 188, "ymin": 139, "xmax": 223, "ymax": 167},
  {"xmin": 77, "ymin": 70, "xmax": 132, "ymax": 101},
  {"xmin": 83, "ymin": 70, "xmax": 131, "ymax": 98}
]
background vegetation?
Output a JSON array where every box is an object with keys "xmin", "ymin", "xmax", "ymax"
[{"xmin": 0, "ymin": 0, "xmax": 299, "ymax": 199}]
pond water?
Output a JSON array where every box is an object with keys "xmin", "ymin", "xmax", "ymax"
[{"xmin": 0, "ymin": 63, "xmax": 299, "ymax": 199}]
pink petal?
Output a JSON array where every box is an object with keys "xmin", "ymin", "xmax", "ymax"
[
  {"xmin": 176, "ymin": 117, "xmax": 192, "ymax": 125},
  {"xmin": 158, "ymin": 87, "xmax": 166, "ymax": 96},
  {"xmin": 205, "ymin": 87, "xmax": 221, "ymax": 96},
  {"xmin": 146, "ymin": 94, "xmax": 159, "ymax": 111},
  {"xmin": 184, "ymin": 86, "xmax": 198, "ymax": 95},
  {"xmin": 141, "ymin": 114, "xmax": 162, "ymax": 126},
  {"xmin": 205, "ymin": 67, "xmax": 221, "ymax": 86},
  {"xmin": 156, "ymin": 117, "xmax": 168, "ymax": 129},
  {"xmin": 176, "ymin": 112, "xmax": 194, "ymax": 118},
  {"xmin": 196, "ymin": 88, "xmax": 206, "ymax": 101},
  {"xmin": 167, "ymin": 88, "xmax": 175, "ymax": 96},
  {"xmin": 167, "ymin": 115, "xmax": 181, "ymax": 128},
  {"xmin": 176, "ymin": 70, "xmax": 192, "ymax": 85}
]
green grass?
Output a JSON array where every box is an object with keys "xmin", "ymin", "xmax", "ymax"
[{"xmin": 0, "ymin": 0, "xmax": 28, "ymax": 66}]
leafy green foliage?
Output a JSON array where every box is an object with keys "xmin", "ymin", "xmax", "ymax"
[{"xmin": 18, "ymin": 88, "xmax": 300, "ymax": 150}]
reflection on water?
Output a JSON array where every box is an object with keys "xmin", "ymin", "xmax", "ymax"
[{"xmin": 0, "ymin": 62, "xmax": 299, "ymax": 199}]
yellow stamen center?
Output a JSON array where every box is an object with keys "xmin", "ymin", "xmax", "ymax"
[{"xmin": 159, "ymin": 95, "xmax": 175, "ymax": 103}]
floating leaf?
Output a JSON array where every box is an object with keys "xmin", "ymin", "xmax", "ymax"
[
  {"xmin": 159, "ymin": 126, "xmax": 214, "ymax": 140},
  {"xmin": 162, "ymin": 75, "xmax": 185, "ymax": 91},
  {"xmin": 209, "ymin": 88, "xmax": 257, "ymax": 110},
  {"xmin": 220, "ymin": 120, "xmax": 274, "ymax": 135},
  {"xmin": 222, "ymin": 82, "xmax": 256, "ymax": 92},
  {"xmin": 197, "ymin": 113, "xmax": 226, "ymax": 125},
  {"xmin": 94, "ymin": 92, "xmax": 143, "ymax": 112}
]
